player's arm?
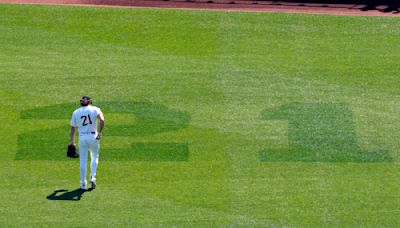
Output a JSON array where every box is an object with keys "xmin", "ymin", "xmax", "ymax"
[
  {"xmin": 96, "ymin": 112, "xmax": 105, "ymax": 140},
  {"xmin": 69, "ymin": 127, "xmax": 77, "ymax": 145},
  {"xmin": 69, "ymin": 112, "xmax": 77, "ymax": 145}
]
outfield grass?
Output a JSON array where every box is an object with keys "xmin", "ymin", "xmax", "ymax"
[{"xmin": 0, "ymin": 3, "xmax": 400, "ymax": 226}]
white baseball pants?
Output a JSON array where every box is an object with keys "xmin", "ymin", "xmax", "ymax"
[{"xmin": 78, "ymin": 135, "xmax": 100, "ymax": 185}]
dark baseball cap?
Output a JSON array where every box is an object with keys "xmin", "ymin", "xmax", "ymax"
[{"xmin": 81, "ymin": 96, "xmax": 92, "ymax": 100}]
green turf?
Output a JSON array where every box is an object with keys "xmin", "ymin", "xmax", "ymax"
[
  {"xmin": 18, "ymin": 101, "xmax": 191, "ymax": 160},
  {"xmin": 260, "ymin": 103, "xmax": 392, "ymax": 162},
  {"xmin": 1, "ymin": 3, "xmax": 400, "ymax": 226}
]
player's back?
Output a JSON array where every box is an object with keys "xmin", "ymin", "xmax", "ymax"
[{"xmin": 71, "ymin": 105, "xmax": 101, "ymax": 134}]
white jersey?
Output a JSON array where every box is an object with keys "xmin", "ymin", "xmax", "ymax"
[{"xmin": 70, "ymin": 105, "xmax": 102, "ymax": 135}]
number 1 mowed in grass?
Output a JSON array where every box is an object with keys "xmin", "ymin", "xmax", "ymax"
[{"xmin": 260, "ymin": 103, "xmax": 392, "ymax": 163}]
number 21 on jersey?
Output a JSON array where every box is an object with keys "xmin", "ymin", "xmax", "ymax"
[{"xmin": 81, "ymin": 114, "xmax": 93, "ymax": 126}]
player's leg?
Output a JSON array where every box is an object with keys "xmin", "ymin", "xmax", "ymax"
[
  {"xmin": 78, "ymin": 139, "xmax": 89, "ymax": 189},
  {"xmin": 89, "ymin": 139, "xmax": 100, "ymax": 188}
]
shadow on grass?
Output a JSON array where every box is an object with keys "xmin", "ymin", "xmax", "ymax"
[
  {"xmin": 250, "ymin": 0, "xmax": 400, "ymax": 14},
  {"xmin": 47, "ymin": 188, "xmax": 94, "ymax": 201}
]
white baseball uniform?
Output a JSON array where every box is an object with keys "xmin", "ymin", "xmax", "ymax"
[{"xmin": 70, "ymin": 105, "xmax": 102, "ymax": 185}]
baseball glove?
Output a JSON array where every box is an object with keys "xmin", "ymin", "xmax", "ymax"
[{"xmin": 67, "ymin": 144, "xmax": 79, "ymax": 158}]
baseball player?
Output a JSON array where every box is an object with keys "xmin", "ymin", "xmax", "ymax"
[{"xmin": 69, "ymin": 96, "xmax": 105, "ymax": 190}]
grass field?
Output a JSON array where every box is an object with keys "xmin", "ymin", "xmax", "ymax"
[{"xmin": 1, "ymin": 3, "xmax": 400, "ymax": 226}]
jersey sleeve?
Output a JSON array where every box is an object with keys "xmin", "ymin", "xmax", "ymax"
[
  {"xmin": 70, "ymin": 111, "xmax": 78, "ymax": 127},
  {"xmin": 96, "ymin": 107, "xmax": 102, "ymax": 116}
]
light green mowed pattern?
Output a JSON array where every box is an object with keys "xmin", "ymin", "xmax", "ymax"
[{"xmin": 0, "ymin": 4, "xmax": 400, "ymax": 226}]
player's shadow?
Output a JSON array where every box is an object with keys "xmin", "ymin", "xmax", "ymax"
[{"xmin": 47, "ymin": 188, "xmax": 93, "ymax": 201}]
